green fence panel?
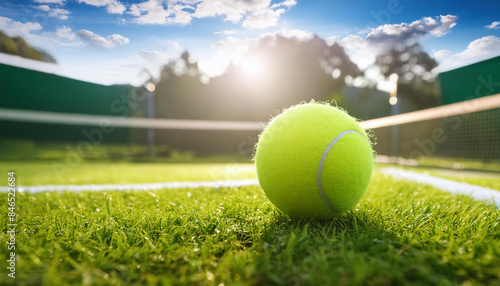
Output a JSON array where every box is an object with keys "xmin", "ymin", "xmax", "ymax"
[
  {"xmin": 0, "ymin": 63, "xmax": 133, "ymax": 143},
  {"xmin": 439, "ymin": 56, "xmax": 500, "ymax": 105}
]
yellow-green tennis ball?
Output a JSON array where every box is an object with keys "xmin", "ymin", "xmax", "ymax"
[{"xmin": 254, "ymin": 102, "xmax": 374, "ymax": 219}]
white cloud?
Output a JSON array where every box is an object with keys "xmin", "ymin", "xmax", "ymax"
[
  {"xmin": 0, "ymin": 46, "xmax": 179, "ymax": 86},
  {"xmin": 485, "ymin": 21, "xmax": 500, "ymax": 29},
  {"xmin": 211, "ymin": 36, "xmax": 251, "ymax": 59},
  {"xmin": 36, "ymin": 5, "xmax": 70, "ymax": 20},
  {"xmin": 280, "ymin": 29, "xmax": 314, "ymax": 41},
  {"xmin": 281, "ymin": 0, "xmax": 297, "ymax": 7},
  {"xmin": 108, "ymin": 34, "xmax": 130, "ymax": 46},
  {"xmin": 456, "ymin": 36, "xmax": 500, "ymax": 58},
  {"xmin": 128, "ymin": 4, "xmax": 142, "ymax": 17},
  {"xmin": 431, "ymin": 15, "xmax": 458, "ymax": 37},
  {"xmin": 0, "ymin": 16, "xmax": 42, "ymax": 36},
  {"xmin": 194, "ymin": 0, "xmax": 269, "ymax": 23},
  {"xmin": 128, "ymin": 0, "xmax": 170, "ymax": 24},
  {"xmin": 127, "ymin": 1, "xmax": 195, "ymax": 26},
  {"xmin": 76, "ymin": 29, "xmax": 130, "ymax": 48},
  {"xmin": 333, "ymin": 15, "xmax": 459, "ymax": 69},
  {"xmin": 78, "ymin": 0, "xmax": 126, "ymax": 15},
  {"xmin": 243, "ymin": 8, "xmax": 284, "ymax": 30},
  {"xmin": 165, "ymin": 4, "xmax": 194, "ymax": 25},
  {"xmin": 79, "ymin": 0, "xmax": 106, "ymax": 6},
  {"xmin": 106, "ymin": 1, "xmax": 127, "ymax": 14},
  {"xmin": 138, "ymin": 49, "xmax": 170, "ymax": 63},
  {"xmin": 0, "ymin": 48, "xmax": 163, "ymax": 87},
  {"xmin": 30, "ymin": 34, "xmax": 83, "ymax": 49},
  {"xmin": 431, "ymin": 15, "xmax": 457, "ymax": 36},
  {"xmin": 50, "ymin": 26, "xmax": 76, "ymax": 40},
  {"xmin": 127, "ymin": 0, "xmax": 294, "ymax": 29},
  {"xmin": 168, "ymin": 41, "xmax": 181, "ymax": 50},
  {"xmin": 136, "ymin": 46, "xmax": 182, "ymax": 82},
  {"xmin": 214, "ymin": 29, "xmax": 238, "ymax": 35},
  {"xmin": 33, "ymin": 26, "xmax": 83, "ymax": 49},
  {"xmin": 57, "ymin": 48, "xmax": 180, "ymax": 86},
  {"xmin": 199, "ymin": 29, "xmax": 314, "ymax": 77},
  {"xmin": 34, "ymin": 0, "xmax": 65, "ymax": 3},
  {"xmin": 366, "ymin": 15, "xmax": 458, "ymax": 44},
  {"xmin": 339, "ymin": 35, "xmax": 364, "ymax": 50},
  {"xmin": 57, "ymin": 57, "xmax": 149, "ymax": 86},
  {"xmin": 337, "ymin": 37, "xmax": 374, "ymax": 70},
  {"xmin": 325, "ymin": 36, "xmax": 338, "ymax": 46},
  {"xmin": 271, "ymin": 0, "xmax": 297, "ymax": 8},
  {"xmin": 0, "ymin": 17, "xmax": 83, "ymax": 51},
  {"xmin": 195, "ymin": 0, "xmax": 293, "ymax": 29},
  {"xmin": 433, "ymin": 50, "xmax": 450, "ymax": 61},
  {"xmin": 36, "ymin": 5, "xmax": 50, "ymax": 11},
  {"xmin": 439, "ymin": 36, "xmax": 500, "ymax": 71},
  {"xmin": 198, "ymin": 36, "xmax": 252, "ymax": 76}
]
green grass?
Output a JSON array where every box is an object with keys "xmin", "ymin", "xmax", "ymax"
[
  {"xmin": 0, "ymin": 162, "xmax": 256, "ymax": 186},
  {"xmin": 0, "ymin": 139, "xmax": 251, "ymax": 163},
  {"xmin": 437, "ymin": 176, "xmax": 500, "ymax": 191},
  {"xmin": 1, "ymin": 162, "xmax": 500, "ymax": 285},
  {"xmin": 416, "ymin": 157, "xmax": 500, "ymax": 173},
  {"xmin": 424, "ymin": 170, "xmax": 500, "ymax": 191},
  {"xmin": 382, "ymin": 164, "xmax": 500, "ymax": 191}
]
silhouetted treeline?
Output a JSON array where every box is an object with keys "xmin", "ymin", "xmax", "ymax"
[
  {"xmin": 0, "ymin": 31, "xmax": 56, "ymax": 63},
  {"xmin": 372, "ymin": 43, "xmax": 439, "ymax": 109},
  {"xmin": 154, "ymin": 35, "xmax": 360, "ymax": 122},
  {"xmin": 144, "ymin": 34, "xmax": 440, "ymax": 155}
]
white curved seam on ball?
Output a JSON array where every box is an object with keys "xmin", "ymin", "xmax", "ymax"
[{"xmin": 317, "ymin": 130, "xmax": 363, "ymax": 214}]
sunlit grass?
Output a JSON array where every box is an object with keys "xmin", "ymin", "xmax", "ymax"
[
  {"xmin": 424, "ymin": 170, "xmax": 500, "ymax": 191},
  {"xmin": 1, "ymin": 164, "xmax": 499, "ymax": 285},
  {"xmin": 381, "ymin": 164, "xmax": 500, "ymax": 191},
  {"xmin": 0, "ymin": 162, "xmax": 256, "ymax": 186},
  {"xmin": 417, "ymin": 157, "xmax": 500, "ymax": 172}
]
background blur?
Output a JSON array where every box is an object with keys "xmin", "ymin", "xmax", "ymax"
[{"xmin": 0, "ymin": 0, "xmax": 499, "ymax": 170}]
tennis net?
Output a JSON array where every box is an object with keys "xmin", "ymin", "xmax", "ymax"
[{"xmin": 1, "ymin": 93, "xmax": 499, "ymax": 163}]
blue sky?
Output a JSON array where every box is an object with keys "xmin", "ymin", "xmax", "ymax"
[{"xmin": 0, "ymin": 0, "xmax": 499, "ymax": 86}]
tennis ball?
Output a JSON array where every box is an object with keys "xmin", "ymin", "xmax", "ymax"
[{"xmin": 254, "ymin": 102, "xmax": 374, "ymax": 219}]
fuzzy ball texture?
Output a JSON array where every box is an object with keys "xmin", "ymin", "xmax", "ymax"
[{"xmin": 254, "ymin": 102, "xmax": 374, "ymax": 219}]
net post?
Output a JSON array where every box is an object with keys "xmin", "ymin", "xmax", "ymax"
[
  {"xmin": 389, "ymin": 74, "xmax": 399, "ymax": 158},
  {"xmin": 145, "ymin": 83, "xmax": 156, "ymax": 157}
]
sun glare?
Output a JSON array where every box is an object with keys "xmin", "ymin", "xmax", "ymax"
[{"xmin": 241, "ymin": 58, "xmax": 264, "ymax": 77}]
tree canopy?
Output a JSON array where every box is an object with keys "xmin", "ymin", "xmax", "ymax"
[
  {"xmin": 153, "ymin": 34, "xmax": 362, "ymax": 122},
  {"xmin": 0, "ymin": 31, "xmax": 56, "ymax": 63}
]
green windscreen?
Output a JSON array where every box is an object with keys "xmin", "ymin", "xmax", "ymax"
[
  {"xmin": 0, "ymin": 63, "xmax": 133, "ymax": 142},
  {"xmin": 439, "ymin": 55, "xmax": 500, "ymax": 105}
]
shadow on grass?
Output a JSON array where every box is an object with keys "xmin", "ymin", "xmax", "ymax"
[{"xmin": 246, "ymin": 210, "xmax": 418, "ymax": 285}]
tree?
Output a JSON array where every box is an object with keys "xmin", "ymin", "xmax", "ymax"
[
  {"xmin": 149, "ymin": 34, "xmax": 362, "ymax": 154},
  {"xmin": 153, "ymin": 34, "xmax": 361, "ymax": 121},
  {"xmin": 0, "ymin": 31, "xmax": 56, "ymax": 63},
  {"xmin": 206, "ymin": 34, "xmax": 361, "ymax": 120},
  {"xmin": 371, "ymin": 43, "xmax": 439, "ymax": 109}
]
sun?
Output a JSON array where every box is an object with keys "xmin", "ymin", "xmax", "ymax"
[
  {"xmin": 240, "ymin": 57, "xmax": 264, "ymax": 77},
  {"xmin": 242, "ymin": 61, "xmax": 260, "ymax": 75}
]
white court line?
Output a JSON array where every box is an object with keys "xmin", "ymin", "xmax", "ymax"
[
  {"xmin": 380, "ymin": 168, "xmax": 500, "ymax": 209},
  {"xmin": 0, "ymin": 179, "xmax": 260, "ymax": 193}
]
